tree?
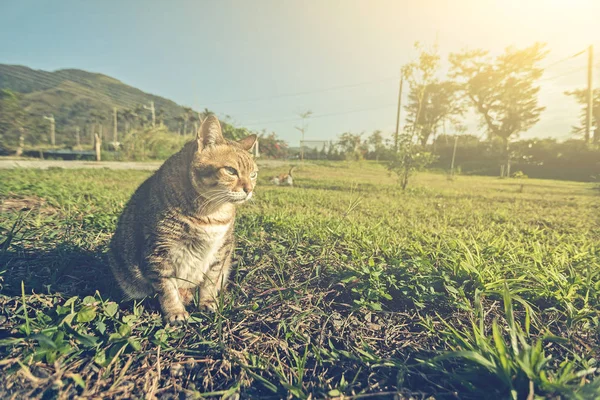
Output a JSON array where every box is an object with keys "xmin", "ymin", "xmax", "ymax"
[
  {"xmin": 187, "ymin": 109, "xmax": 198, "ymax": 135},
  {"xmin": 388, "ymin": 43, "xmax": 441, "ymax": 189},
  {"xmin": 222, "ymin": 124, "xmax": 251, "ymax": 141},
  {"xmin": 402, "ymin": 43, "xmax": 441, "ymax": 137},
  {"xmin": 257, "ymin": 132, "xmax": 288, "ymax": 158},
  {"xmin": 402, "ymin": 43, "xmax": 464, "ymax": 146},
  {"xmin": 565, "ymin": 88, "xmax": 600, "ymax": 142},
  {"xmin": 134, "ymin": 105, "xmax": 147, "ymax": 128},
  {"xmin": 155, "ymin": 108, "xmax": 165, "ymax": 127},
  {"xmin": 295, "ymin": 110, "xmax": 312, "ymax": 161},
  {"xmin": 200, "ymin": 108, "xmax": 213, "ymax": 121},
  {"xmin": 337, "ymin": 132, "xmax": 364, "ymax": 160},
  {"xmin": 120, "ymin": 109, "xmax": 136, "ymax": 133},
  {"xmin": 366, "ymin": 130, "xmax": 386, "ymax": 161},
  {"xmin": 388, "ymin": 134, "xmax": 436, "ymax": 190},
  {"xmin": 182, "ymin": 107, "xmax": 193, "ymax": 135},
  {"xmin": 405, "ymin": 81, "xmax": 464, "ymax": 146},
  {"xmin": 174, "ymin": 115, "xmax": 185, "ymax": 135},
  {"xmin": 449, "ymin": 43, "xmax": 547, "ymax": 174},
  {"xmin": 0, "ymin": 89, "xmax": 24, "ymax": 148},
  {"xmin": 90, "ymin": 110, "xmax": 107, "ymax": 141}
]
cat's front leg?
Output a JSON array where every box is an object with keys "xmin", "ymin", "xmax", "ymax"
[
  {"xmin": 199, "ymin": 254, "xmax": 232, "ymax": 312},
  {"xmin": 156, "ymin": 278, "xmax": 190, "ymax": 324},
  {"xmin": 147, "ymin": 241, "xmax": 190, "ymax": 324}
]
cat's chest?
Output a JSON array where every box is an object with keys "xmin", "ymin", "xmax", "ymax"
[{"xmin": 170, "ymin": 222, "xmax": 231, "ymax": 288}]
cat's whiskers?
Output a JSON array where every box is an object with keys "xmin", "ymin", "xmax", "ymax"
[
  {"xmin": 194, "ymin": 189, "xmax": 227, "ymax": 211},
  {"xmin": 198, "ymin": 192, "xmax": 230, "ymax": 216},
  {"xmin": 194, "ymin": 188, "xmax": 224, "ymax": 204}
]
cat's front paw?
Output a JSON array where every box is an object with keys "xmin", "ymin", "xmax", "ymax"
[
  {"xmin": 164, "ymin": 310, "xmax": 190, "ymax": 325},
  {"xmin": 199, "ymin": 301, "xmax": 218, "ymax": 313}
]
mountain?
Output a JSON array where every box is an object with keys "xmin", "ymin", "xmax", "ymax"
[{"xmin": 0, "ymin": 64, "xmax": 198, "ymax": 134}]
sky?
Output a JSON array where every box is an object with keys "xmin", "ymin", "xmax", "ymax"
[{"xmin": 0, "ymin": 0, "xmax": 598, "ymax": 145}]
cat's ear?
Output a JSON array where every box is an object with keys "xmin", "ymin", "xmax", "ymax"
[
  {"xmin": 196, "ymin": 115, "xmax": 225, "ymax": 150},
  {"xmin": 237, "ymin": 134, "xmax": 257, "ymax": 151}
]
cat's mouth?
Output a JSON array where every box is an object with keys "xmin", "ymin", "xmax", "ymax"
[{"xmin": 229, "ymin": 191, "xmax": 252, "ymax": 203}]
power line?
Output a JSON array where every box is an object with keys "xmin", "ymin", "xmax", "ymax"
[
  {"xmin": 206, "ymin": 76, "xmax": 398, "ymax": 105},
  {"xmin": 51, "ymin": 70, "xmax": 156, "ymax": 108},
  {"xmin": 542, "ymin": 49, "xmax": 587, "ymax": 70},
  {"xmin": 539, "ymin": 65, "xmax": 588, "ymax": 82},
  {"xmin": 0, "ymin": 66, "xmax": 134, "ymax": 106},
  {"xmin": 0, "ymin": 66, "xmax": 142, "ymax": 109},
  {"xmin": 0, "ymin": 68, "xmax": 139, "ymax": 110},
  {"xmin": 242, "ymin": 103, "xmax": 396, "ymax": 127}
]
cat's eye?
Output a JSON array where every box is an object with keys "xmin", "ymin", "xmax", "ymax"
[
  {"xmin": 223, "ymin": 167, "xmax": 238, "ymax": 176},
  {"xmin": 250, "ymin": 171, "xmax": 258, "ymax": 179}
]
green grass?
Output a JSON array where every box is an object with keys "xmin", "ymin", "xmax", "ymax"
[{"xmin": 0, "ymin": 161, "xmax": 598, "ymax": 399}]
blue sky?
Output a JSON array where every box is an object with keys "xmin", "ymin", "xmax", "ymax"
[{"xmin": 1, "ymin": 0, "xmax": 598, "ymax": 145}]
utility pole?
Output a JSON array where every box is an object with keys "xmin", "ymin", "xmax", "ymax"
[
  {"xmin": 295, "ymin": 124, "xmax": 305, "ymax": 161},
  {"xmin": 16, "ymin": 128, "xmax": 24, "ymax": 157},
  {"xmin": 585, "ymin": 45, "xmax": 594, "ymax": 144},
  {"xmin": 43, "ymin": 114, "xmax": 55, "ymax": 147},
  {"xmin": 295, "ymin": 110, "xmax": 312, "ymax": 162},
  {"xmin": 75, "ymin": 126, "xmax": 81, "ymax": 149},
  {"xmin": 144, "ymin": 101, "xmax": 156, "ymax": 128},
  {"xmin": 450, "ymin": 135, "xmax": 458, "ymax": 177},
  {"xmin": 94, "ymin": 133, "xmax": 102, "ymax": 161},
  {"xmin": 254, "ymin": 138, "xmax": 260, "ymax": 158},
  {"xmin": 113, "ymin": 107, "xmax": 118, "ymax": 143},
  {"xmin": 394, "ymin": 76, "xmax": 404, "ymax": 152}
]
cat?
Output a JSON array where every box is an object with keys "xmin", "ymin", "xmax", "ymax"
[
  {"xmin": 270, "ymin": 166, "xmax": 295, "ymax": 186},
  {"xmin": 108, "ymin": 116, "xmax": 257, "ymax": 324}
]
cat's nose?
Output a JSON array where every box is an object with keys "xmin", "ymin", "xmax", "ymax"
[{"xmin": 242, "ymin": 183, "xmax": 252, "ymax": 194}]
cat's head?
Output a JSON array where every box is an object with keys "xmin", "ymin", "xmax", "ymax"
[{"xmin": 190, "ymin": 115, "xmax": 258, "ymax": 205}]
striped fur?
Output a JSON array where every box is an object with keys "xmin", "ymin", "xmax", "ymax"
[{"xmin": 109, "ymin": 116, "xmax": 257, "ymax": 324}]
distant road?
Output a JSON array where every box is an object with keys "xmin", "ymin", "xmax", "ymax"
[
  {"xmin": 0, "ymin": 159, "xmax": 163, "ymax": 170},
  {"xmin": 0, "ymin": 158, "xmax": 290, "ymax": 170}
]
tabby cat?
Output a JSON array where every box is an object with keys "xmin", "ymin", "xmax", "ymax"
[{"xmin": 108, "ymin": 116, "xmax": 257, "ymax": 324}]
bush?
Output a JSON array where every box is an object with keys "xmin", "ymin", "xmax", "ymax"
[
  {"xmin": 388, "ymin": 135, "xmax": 437, "ymax": 190},
  {"xmin": 511, "ymin": 171, "xmax": 528, "ymax": 179},
  {"xmin": 119, "ymin": 127, "xmax": 190, "ymax": 160}
]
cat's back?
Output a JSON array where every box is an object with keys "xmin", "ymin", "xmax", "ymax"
[{"xmin": 119, "ymin": 145, "xmax": 192, "ymax": 224}]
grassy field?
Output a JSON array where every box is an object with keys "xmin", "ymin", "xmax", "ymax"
[{"xmin": 0, "ymin": 162, "xmax": 599, "ymax": 399}]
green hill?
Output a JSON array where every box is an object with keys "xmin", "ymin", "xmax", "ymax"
[{"xmin": 0, "ymin": 64, "xmax": 201, "ymax": 139}]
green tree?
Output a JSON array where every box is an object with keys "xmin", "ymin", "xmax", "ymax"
[
  {"xmin": 402, "ymin": 43, "xmax": 463, "ymax": 146},
  {"xmin": 388, "ymin": 134, "xmax": 436, "ymax": 190},
  {"xmin": 367, "ymin": 130, "xmax": 387, "ymax": 161},
  {"xmin": 257, "ymin": 132, "xmax": 288, "ymax": 158},
  {"xmin": 188, "ymin": 109, "xmax": 198, "ymax": 135},
  {"xmin": 200, "ymin": 108, "xmax": 213, "ymax": 121},
  {"xmin": 134, "ymin": 105, "xmax": 147, "ymax": 128},
  {"xmin": 90, "ymin": 110, "xmax": 107, "ymax": 140},
  {"xmin": 174, "ymin": 115, "xmax": 185, "ymax": 135},
  {"xmin": 337, "ymin": 132, "xmax": 363, "ymax": 160},
  {"xmin": 0, "ymin": 89, "xmax": 24, "ymax": 147},
  {"xmin": 449, "ymin": 43, "xmax": 547, "ymax": 174},
  {"xmin": 182, "ymin": 107, "xmax": 193, "ymax": 135},
  {"xmin": 565, "ymin": 88, "xmax": 600, "ymax": 142},
  {"xmin": 406, "ymin": 80, "xmax": 464, "ymax": 146},
  {"xmin": 389, "ymin": 43, "xmax": 441, "ymax": 189},
  {"xmin": 155, "ymin": 108, "xmax": 166, "ymax": 127},
  {"xmin": 120, "ymin": 109, "xmax": 136, "ymax": 133},
  {"xmin": 402, "ymin": 43, "xmax": 440, "ymax": 136}
]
